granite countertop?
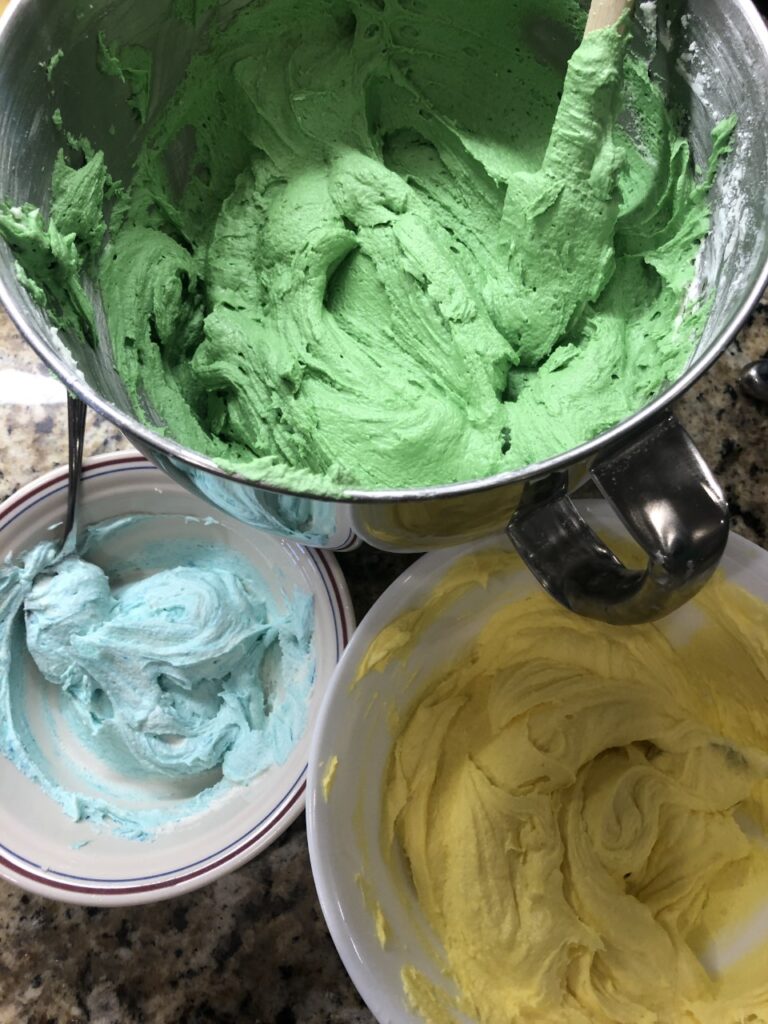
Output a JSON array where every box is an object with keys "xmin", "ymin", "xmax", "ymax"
[{"xmin": 0, "ymin": 289, "xmax": 766, "ymax": 1024}]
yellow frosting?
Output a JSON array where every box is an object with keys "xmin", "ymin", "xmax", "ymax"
[
  {"xmin": 377, "ymin": 550, "xmax": 768, "ymax": 1024},
  {"xmin": 322, "ymin": 755, "xmax": 339, "ymax": 802}
]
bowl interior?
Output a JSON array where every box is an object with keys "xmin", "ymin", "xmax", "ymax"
[
  {"xmin": 307, "ymin": 502, "xmax": 768, "ymax": 1024},
  {"xmin": 1, "ymin": 0, "xmax": 767, "ymax": 498},
  {"xmin": 0, "ymin": 453, "xmax": 353, "ymax": 905}
]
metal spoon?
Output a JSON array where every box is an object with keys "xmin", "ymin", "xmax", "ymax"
[
  {"xmin": 60, "ymin": 393, "xmax": 87, "ymax": 550},
  {"xmin": 740, "ymin": 359, "xmax": 768, "ymax": 404}
]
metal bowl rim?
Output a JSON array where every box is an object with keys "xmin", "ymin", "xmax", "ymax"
[{"xmin": 1, "ymin": 0, "xmax": 767, "ymax": 505}]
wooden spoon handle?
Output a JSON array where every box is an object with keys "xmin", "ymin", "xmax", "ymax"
[{"xmin": 585, "ymin": 0, "xmax": 633, "ymax": 34}]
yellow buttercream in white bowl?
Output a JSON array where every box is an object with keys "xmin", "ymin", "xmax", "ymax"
[{"xmin": 307, "ymin": 500, "xmax": 768, "ymax": 1024}]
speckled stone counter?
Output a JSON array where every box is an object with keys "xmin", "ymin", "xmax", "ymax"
[{"xmin": 0, "ymin": 293, "xmax": 766, "ymax": 1023}]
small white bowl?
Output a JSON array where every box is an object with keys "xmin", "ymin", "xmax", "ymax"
[
  {"xmin": 307, "ymin": 501, "xmax": 768, "ymax": 1024},
  {"xmin": 0, "ymin": 451, "xmax": 354, "ymax": 906}
]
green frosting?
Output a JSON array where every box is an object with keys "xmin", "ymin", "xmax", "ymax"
[
  {"xmin": 42, "ymin": 49, "xmax": 64, "ymax": 83},
  {"xmin": 0, "ymin": 0, "xmax": 735, "ymax": 495},
  {"xmin": 97, "ymin": 33, "xmax": 153, "ymax": 125},
  {"xmin": 172, "ymin": 0, "xmax": 219, "ymax": 26}
]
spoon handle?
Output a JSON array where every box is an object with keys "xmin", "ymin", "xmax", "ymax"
[
  {"xmin": 585, "ymin": 0, "xmax": 633, "ymax": 34},
  {"xmin": 62, "ymin": 394, "xmax": 87, "ymax": 546},
  {"xmin": 740, "ymin": 359, "xmax": 768, "ymax": 403}
]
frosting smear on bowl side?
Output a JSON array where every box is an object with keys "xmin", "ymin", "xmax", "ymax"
[
  {"xmin": 375, "ymin": 551, "xmax": 768, "ymax": 1024},
  {"xmin": 0, "ymin": 516, "xmax": 314, "ymax": 839},
  {"xmin": 0, "ymin": 0, "xmax": 735, "ymax": 494}
]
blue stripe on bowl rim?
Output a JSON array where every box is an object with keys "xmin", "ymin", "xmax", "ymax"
[{"xmin": 0, "ymin": 453, "xmax": 353, "ymax": 895}]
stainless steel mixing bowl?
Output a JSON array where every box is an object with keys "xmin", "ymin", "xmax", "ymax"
[{"xmin": 1, "ymin": 0, "xmax": 767, "ymax": 623}]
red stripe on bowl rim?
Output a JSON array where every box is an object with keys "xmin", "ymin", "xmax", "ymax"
[{"xmin": 0, "ymin": 782, "xmax": 306, "ymax": 898}]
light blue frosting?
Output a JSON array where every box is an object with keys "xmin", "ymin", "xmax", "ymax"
[{"xmin": 0, "ymin": 516, "xmax": 315, "ymax": 839}]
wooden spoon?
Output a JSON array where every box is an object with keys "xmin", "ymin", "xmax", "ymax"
[
  {"xmin": 585, "ymin": 0, "xmax": 633, "ymax": 35},
  {"xmin": 497, "ymin": 0, "xmax": 635, "ymax": 366}
]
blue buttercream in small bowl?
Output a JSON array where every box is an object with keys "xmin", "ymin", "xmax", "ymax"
[{"xmin": 0, "ymin": 452, "xmax": 353, "ymax": 905}]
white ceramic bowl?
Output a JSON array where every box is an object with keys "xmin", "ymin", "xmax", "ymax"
[
  {"xmin": 0, "ymin": 451, "xmax": 354, "ymax": 906},
  {"xmin": 307, "ymin": 501, "xmax": 768, "ymax": 1024}
]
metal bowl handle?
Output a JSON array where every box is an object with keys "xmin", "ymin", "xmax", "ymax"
[{"xmin": 506, "ymin": 413, "xmax": 729, "ymax": 624}]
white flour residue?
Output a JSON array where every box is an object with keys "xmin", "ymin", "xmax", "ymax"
[
  {"xmin": 669, "ymin": 7, "xmax": 754, "ymax": 364},
  {"xmin": 636, "ymin": 1, "xmax": 657, "ymax": 45}
]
